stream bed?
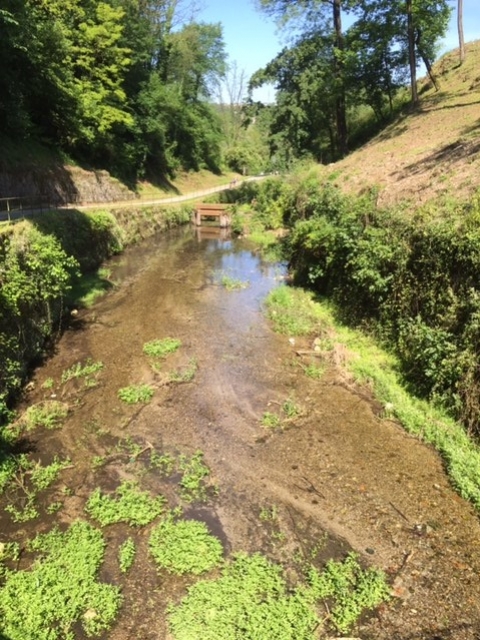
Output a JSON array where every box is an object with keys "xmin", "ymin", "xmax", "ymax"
[{"xmin": 3, "ymin": 225, "xmax": 480, "ymax": 639}]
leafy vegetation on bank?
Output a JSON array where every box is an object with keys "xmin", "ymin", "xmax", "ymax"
[
  {"xmin": 250, "ymin": 173, "xmax": 480, "ymax": 438},
  {"xmin": 0, "ymin": 204, "xmax": 190, "ymax": 425}
]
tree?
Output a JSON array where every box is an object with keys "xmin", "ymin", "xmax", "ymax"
[
  {"xmin": 250, "ymin": 31, "xmax": 343, "ymax": 163},
  {"xmin": 347, "ymin": 1, "xmax": 407, "ymax": 119},
  {"xmin": 458, "ymin": 0, "xmax": 465, "ymax": 64},
  {"xmin": 406, "ymin": 0, "xmax": 418, "ymax": 105},
  {"xmin": 257, "ymin": 0, "xmax": 351, "ymax": 157},
  {"xmin": 253, "ymin": 0, "xmax": 452, "ymax": 165}
]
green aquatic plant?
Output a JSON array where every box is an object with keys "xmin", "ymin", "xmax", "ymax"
[
  {"xmin": 167, "ymin": 551, "xmax": 390, "ymax": 639},
  {"xmin": 0, "ymin": 521, "xmax": 121, "ymax": 639},
  {"xmin": 85, "ymin": 481, "xmax": 165, "ymax": 526},
  {"xmin": 20, "ymin": 401, "xmax": 69, "ymax": 431},
  {"xmin": 178, "ymin": 451, "xmax": 212, "ymax": 502},
  {"xmin": 117, "ymin": 384, "xmax": 154, "ymax": 404},
  {"xmin": 149, "ymin": 514, "xmax": 223, "ymax": 576},
  {"xmin": 118, "ymin": 538, "xmax": 136, "ymax": 573},
  {"xmin": 143, "ymin": 337, "xmax": 181, "ymax": 358},
  {"xmin": 61, "ymin": 359, "xmax": 104, "ymax": 385}
]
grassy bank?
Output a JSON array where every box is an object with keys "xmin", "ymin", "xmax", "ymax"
[{"xmin": 265, "ymin": 286, "xmax": 480, "ymax": 512}]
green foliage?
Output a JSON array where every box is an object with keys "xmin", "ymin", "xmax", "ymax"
[
  {"xmin": 266, "ymin": 286, "xmax": 325, "ymax": 336},
  {"xmin": 261, "ymin": 411, "xmax": 281, "ymax": 429},
  {"xmin": 85, "ymin": 481, "xmax": 165, "ymax": 526},
  {"xmin": 0, "ymin": 224, "xmax": 79, "ymax": 416},
  {"xmin": 0, "ymin": 541, "xmax": 20, "ymax": 568},
  {"xmin": 118, "ymin": 537, "xmax": 136, "ymax": 573},
  {"xmin": 4, "ymin": 455, "xmax": 71, "ymax": 522},
  {"xmin": 150, "ymin": 451, "xmax": 176, "ymax": 475},
  {"xmin": 61, "ymin": 359, "xmax": 104, "ymax": 385},
  {"xmin": 218, "ymin": 273, "xmax": 249, "ymax": 291},
  {"xmin": 0, "ymin": 0, "xmax": 228, "ymax": 180},
  {"xmin": 282, "ymin": 398, "xmax": 300, "ymax": 419},
  {"xmin": 168, "ymin": 553, "xmax": 317, "ymax": 640},
  {"xmin": 302, "ymin": 363, "xmax": 326, "ymax": 379},
  {"xmin": 5, "ymin": 499, "xmax": 39, "ymax": 523},
  {"xmin": 0, "ymin": 521, "xmax": 121, "ymax": 639},
  {"xmin": 149, "ymin": 514, "xmax": 223, "ymax": 575},
  {"xmin": 169, "ymin": 358, "xmax": 198, "ymax": 383},
  {"xmin": 259, "ymin": 505, "xmax": 278, "ymax": 521},
  {"xmin": 117, "ymin": 384, "xmax": 154, "ymax": 404},
  {"xmin": 168, "ymin": 550, "xmax": 389, "ymax": 639},
  {"xmin": 178, "ymin": 451, "xmax": 212, "ymax": 503},
  {"xmin": 254, "ymin": 0, "xmax": 451, "ymax": 161},
  {"xmin": 143, "ymin": 337, "xmax": 181, "ymax": 359},
  {"xmin": 307, "ymin": 553, "xmax": 390, "ymax": 633},
  {"xmin": 0, "ymin": 450, "xmax": 17, "ymax": 494},
  {"xmin": 20, "ymin": 401, "xmax": 69, "ymax": 431},
  {"xmin": 29, "ymin": 456, "xmax": 71, "ymax": 491}
]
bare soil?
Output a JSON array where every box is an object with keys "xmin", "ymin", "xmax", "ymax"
[
  {"xmin": 4, "ymin": 227, "xmax": 480, "ymax": 639},
  {"xmin": 328, "ymin": 41, "xmax": 480, "ymax": 209}
]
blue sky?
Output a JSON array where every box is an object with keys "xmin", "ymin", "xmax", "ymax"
[{"xmin": 198, "ymin": 0, "xmax": 480, "ymax": 103}]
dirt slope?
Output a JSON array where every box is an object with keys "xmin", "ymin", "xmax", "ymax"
[{"xmin": 329, "ymin": 41, "xmax": 480, "ymax": 208}]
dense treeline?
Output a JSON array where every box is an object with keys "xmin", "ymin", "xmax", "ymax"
[
  {"xmin": 251, "ymin": 0, "xmax": 451, "ymax": 165},
  {"xmin": 0, "ymin": 0, "xmax": 457, "ymax": 180},
  {"xmin": 0, "ymin": 0, "xmax": 229, "ymax": 182}
]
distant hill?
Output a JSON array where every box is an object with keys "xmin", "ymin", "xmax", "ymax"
[{"xmin": 326, "ymin": 41, "xmax": 480, "ymax": 208}]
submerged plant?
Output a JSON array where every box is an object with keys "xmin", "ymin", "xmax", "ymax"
[
  {"xmin": 118, "ymin": 538, "xmax": 136, "ymax": 573},
  {"xmin": 0, "ymin": 521, "xmax": 121, "ymax": 639},
  {"xmin": 261, "ymin": 411, "xmax": 281, "ymax": 429},
  {"xmin": 149, "ymin": 514, "xmax": 223, "ymax": 575},
  {"xmin": 117, "ymin": 384, "xmax": 154, "ymax": 404},
  {"xmin": 143, "ymin": 337, "xmax": 181, "ymax": 359},
  {"xmin": 218, "ymin": 273, "xmax": 249, "ymax": 291},
  {"xmin": 20, "ymin": 401, "xmax": 69, "ymax": 431},
  {"xmin": 85, "ymin": 481, "xmax": 165, "ymax": 526},
  {"xmin": 169, "ymin": 358, "xmax": 198, "ymax": 383},
  {"xmin": 178, "ymin": 451, "xmax": 212, "ymax": 503},
  {"xmin": 167, "ymin": 551, "xmax": 390, "ymax": 639},
  {"xmin": 61, "ymin": 359, "xmax": 104, "ymax": 385}
]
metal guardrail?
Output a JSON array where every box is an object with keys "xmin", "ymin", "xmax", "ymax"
[{"xmin": 0, "ymin": 195, "xmax": 71, "ymax": 223}]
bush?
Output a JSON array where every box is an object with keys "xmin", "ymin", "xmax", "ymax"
[{"xmin": 284, "ymin": 181, "xmax": 480, "ymax": 434}]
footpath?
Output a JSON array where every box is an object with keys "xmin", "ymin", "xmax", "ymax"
[{"xmin": 0, "ymin": 176, "xmax": 265, "ymax": 222}]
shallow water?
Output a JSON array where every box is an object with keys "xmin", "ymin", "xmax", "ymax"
[{"xmin": 4, "ymin": 225, "xmax": 480, "ymax": 640}]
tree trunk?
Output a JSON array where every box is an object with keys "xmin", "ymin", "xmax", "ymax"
[
  {"xmin": 458, "ymin": 0, "xmax": 465, "ymax": 64},
  {"xmin": 416, "ymin": 30, "xmax": 439, "ymax": 91},
  {"xmin": 407, "ymin": 0, "xmax": 418, "ymax": 106},
  {"xmin": 332, "ymin": 0, "xmax": 348, "ymax": 157}
]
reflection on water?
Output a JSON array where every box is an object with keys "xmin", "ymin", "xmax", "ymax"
[
  {"xmin": 106, "ymin": 225, "xmax": 286, "ymax": 319},
  {"xmin": 194, "ymin": 226, "xmax": 230, "ymax": 243}
]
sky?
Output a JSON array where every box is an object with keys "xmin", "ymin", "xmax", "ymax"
[{"xmin": 197, "ymin": 0, "xmax": 480, "ymax": 103}]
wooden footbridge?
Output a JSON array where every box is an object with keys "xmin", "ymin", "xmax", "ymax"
[{"xmin": 193, "ymin": 203, "xmax": 231, "ymax": 228}]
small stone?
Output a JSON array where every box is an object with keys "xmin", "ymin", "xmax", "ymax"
[
  {"xmin": 84, "ymin": 609, "xmax": 97, "ymax": 621},
  {"xmin": 365, "ymin": 547, "xmax": 375, "ymax": 555}
]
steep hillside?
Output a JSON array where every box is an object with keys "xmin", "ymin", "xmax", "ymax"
[{"xmin": 328, "ymin": 41, "xmax": 480, "ymax": 208}]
